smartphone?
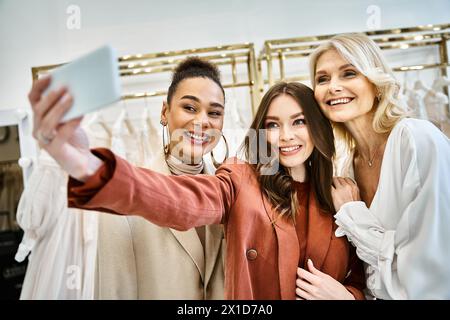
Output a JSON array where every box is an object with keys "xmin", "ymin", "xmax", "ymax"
[{"xmin": 42, "ymin": 44, "xmax": 122, "ymax": 123}]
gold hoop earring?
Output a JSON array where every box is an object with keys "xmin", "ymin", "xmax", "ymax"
[
  {"xmin": 211, "ymin": 133, "xmax": 229, "ymax": 168},
  {"xmin": 160, "ymin": 120, "xmax": 170, "ymax": 155}
]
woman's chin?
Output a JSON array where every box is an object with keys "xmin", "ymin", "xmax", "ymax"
[{"xmin": 279, "ymin": 157, "xmax": 305, "ymax": 169}]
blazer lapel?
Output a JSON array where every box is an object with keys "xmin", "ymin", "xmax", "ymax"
[
  {"xmin": 304, "ymin": 189, "xmax": 332, "ymax": 270},
  {"xmin": 203, "ymin": 224, "xmax": 224, "ymax": 287},
  {"xmin": 170, "ymin": 229, "xmax": 206, "ymax": 282},
  {"xmin": 261, "ymin": 191, "xmax": 299, "ymax": 300},
  {"xmin": 147, "ymin": 151, "xmax": 206, "ymax": 282}
]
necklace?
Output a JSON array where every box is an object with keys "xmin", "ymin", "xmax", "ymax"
[{"xmin": 360, "ymin": 140, "xmax": 386, "ymax": 167}]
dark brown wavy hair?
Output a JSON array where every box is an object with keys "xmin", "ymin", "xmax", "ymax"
[{"xmin": 241, "ymin": 82, "xmax": 335, "ymax": 221}]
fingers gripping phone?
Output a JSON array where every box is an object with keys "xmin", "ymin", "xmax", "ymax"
[{"xmin": 42, "ymin": 45, "xmax": 122, "ymax": 123}]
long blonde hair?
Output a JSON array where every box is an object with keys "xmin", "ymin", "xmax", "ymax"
[{"xmin": 309, "ymin": 33, "xmax": 408, "ymax": 155}]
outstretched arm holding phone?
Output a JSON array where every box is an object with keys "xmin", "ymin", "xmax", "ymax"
[{"xmin": 30, "ymin": 76, "xmax": 104, "ymax": 182}]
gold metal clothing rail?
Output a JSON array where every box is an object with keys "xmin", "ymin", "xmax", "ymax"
[
  {"xmin": 263, "ymin": 24, "xmax": 450, "ymax": 47},
  {"xmin": 32, "ymin": 43, "xmax": 261, "ymax": 115},
  {"xmin": 264, "ymin": 62, "xmax": 450, "ymax": 83},
  {"xmin": 258, "ymin": 23, "xmax": 450, "ymax": 112},
  {"xmin": 393, "ymin": 62, "xmax": 450, "ymax": 72}
]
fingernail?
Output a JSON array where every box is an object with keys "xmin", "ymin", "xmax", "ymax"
[
  {"xmin": 62, "ymin": 93, "xmax": 72, "ymax": 103},
  {"xmin": 60, "ymin": 86, "xmax": 68, "ymax": 94}
]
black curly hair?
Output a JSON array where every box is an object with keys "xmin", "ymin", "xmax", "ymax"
[{"xmin": 167, "ymin": 57, "xmax": 225, "ymax": 104}]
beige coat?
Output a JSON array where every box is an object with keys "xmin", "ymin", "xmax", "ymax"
[{"xmin": 94, "ymin": 151, "xmax": 225, "ymax": 299}]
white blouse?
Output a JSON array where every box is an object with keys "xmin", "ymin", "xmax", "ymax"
[{"xmin": 334, "ymin": 118, "xmax": 450, "ymax": 299}]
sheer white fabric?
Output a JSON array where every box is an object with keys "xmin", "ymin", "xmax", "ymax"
[
  {"xmin": 405, "ymin": 88, "xmax": 428, "ymax": 120},
  {"xmin": 14, "ymin": 116, "xmax": 113, "ymax": 300},
  {"xmin": 222, "ymin": 91, "xmax": 250, "ymax": 157},
  {"xmin": 424, "ymin": 89, "xmax": 448, "ymax": 124},
  {"xmin": 110, "ymin": 108, "xmax": 158, "ymax": 166},
  {"xmin": 15, "ymin": 151, "xmax": 98, "ymax": 299}
]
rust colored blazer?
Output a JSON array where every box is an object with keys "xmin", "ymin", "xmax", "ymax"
[{"xmin": 69, "ymin": 148, "xmax": 365, "ymax": 300}]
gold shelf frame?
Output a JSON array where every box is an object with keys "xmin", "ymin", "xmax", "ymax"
[
  {"xmin": 32, "ymin": 43, "xmax": 261, "ymax": 115},
  {"xmin": 30, "ymin": 23, "xmax": 450, "ymax": 116},
  {"xmin": 258, "ymin": 23, "xmax": 450, "ymax": 110}
]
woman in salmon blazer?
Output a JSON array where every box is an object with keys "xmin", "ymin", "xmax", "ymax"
[{"xmin": 28, "ymin": 79, "xmax": 365, "ymax": 299}]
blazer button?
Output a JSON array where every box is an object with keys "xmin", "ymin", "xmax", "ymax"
[{"xmin": 246, "ymin": 249, "xmax": 258, "ymax": 260}]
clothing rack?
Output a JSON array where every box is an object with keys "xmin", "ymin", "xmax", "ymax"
[
  {"xmin": 29, "ymin": 24, "xmax": 450, "ymax": 118},
  {"xmin": 258, "ymin": 23, "xmax": 450, "ymax": 112},
  {"xmin": 31, "ymin": 43, "xmax": 261, "ymax": 115}
]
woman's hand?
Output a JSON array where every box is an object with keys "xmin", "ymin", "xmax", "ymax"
[
  {"xmin": 296, "ymin": 259, "xmax": 355, "ymax": 300},
  {"xmin": 331, "ymin": 177, "xmax": 361, "ymax": 212},
  {"xmin": 29, "ymin": 76, "xmax": 103, "ymax": 182}
]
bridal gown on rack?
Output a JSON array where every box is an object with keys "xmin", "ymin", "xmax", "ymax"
[
  {"xmin": 424, "ymin": 88, "xmax": 448, "ymax": 126},
  {"xmin": 222, "ymin": 90, "xmax": 249, "ymax": 156},
  {"xmin": 14, "ymin": 118, "xmax": 110, "ymax": 300},
  {"xmin": 405, "ymin": 88, "xmax": 429, "ymax": 120},
  {"xmin": 15, "ymin": 153, "xmax": 99, "ymax": 299}
]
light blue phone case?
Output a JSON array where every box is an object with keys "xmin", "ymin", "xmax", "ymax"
[{"xmin": 43, "ymin": 44, "xmax": 121, "ymax": 122}]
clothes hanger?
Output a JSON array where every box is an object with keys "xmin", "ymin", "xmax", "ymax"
[
  {"xmin": 112, "ymin": 104, "xmax": 127, "ymax": 136},
  {"xmin": 86, "ymin": 111, "xmax": 112, "ymax": 138},
  {"xmin": 142, "ymin": 96, "xmax": 149, "ymax": 132},
  {"xmin": 413, "ymin": 71, "xmax": 428, "ymax": 92},
  {"xmin": 402, "ymin": 71, "xmax": 410, "ymax": 95},
  {"xmin": 144, "ymin": 96, "xmax": 158, "ymax": 137},
  {"xmin": 140, "ymin": 96, "xmax": 155, "ymax": 166},
  {"xmin": 122, "ymin": 99, "xmax": 134, "ymax": 135}
]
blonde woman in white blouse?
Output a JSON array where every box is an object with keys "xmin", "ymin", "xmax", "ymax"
[{"xmin": 308, "ymin": 33, "xmax": 450, "ymax": 300}]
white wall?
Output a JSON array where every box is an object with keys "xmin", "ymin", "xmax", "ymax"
[{"xmin": 1, "ymin": 0, "xmax": 450, "ymax": 110}]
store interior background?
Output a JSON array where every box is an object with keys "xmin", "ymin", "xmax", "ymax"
[
  {"xmin": 1, "ymin": 0, "xmax": 450, "ymax": 111},
  {"xmin": 0, "ymin": 0, "xmax": 449, "ymax": 300}
]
